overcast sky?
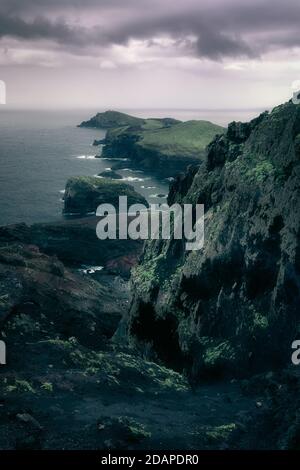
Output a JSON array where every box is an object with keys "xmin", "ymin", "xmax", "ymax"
[{"xmin": 0, "ymin": 0, "xmax": 299, "ymax": 110}]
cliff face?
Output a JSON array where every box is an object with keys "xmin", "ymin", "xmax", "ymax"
[
  {"xmin": 124, "ymin": 102, "xmax": 300, "ymax": 379},
  {"xmin": 102, "ymin": 120, "xmax": 224, "ymax": 176}
]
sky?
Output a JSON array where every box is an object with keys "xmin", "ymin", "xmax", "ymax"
[{"xmin": 0, "ymin": 0, "xmax": 300, "ymax": 110}]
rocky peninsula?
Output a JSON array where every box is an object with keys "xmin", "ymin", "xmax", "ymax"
[{"xmin": 79, "ymin": 111, "xmax": 224, "ymax": 176}]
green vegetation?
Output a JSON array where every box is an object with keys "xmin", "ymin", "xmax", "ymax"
[
  {"xmin": 5, "ymin": 379, "xmax": 36, "ymax": 395},
  {"xmin": 131, "ymin": 254, "xmax": 166, "ymax": 296},
  {"xmin": 79, "ymin": 110, "xmax": 145, "ymax": 129},
  {"xmin": 236, "ymin": 308, "xmax": 269, "ymax": 339},
  {"xmin": 118, "ymin": 417, "xmax": 151, "ymax": 440},
  {"xmin": 202, "ymin": 339, "xmax": 236, "ymax": 371},
  {"xmin": 139, "ymin": 120, "xmax": 224, "ymax": 159},
  {"xmin": 65, "ymin": 175, "xmax": 135, "ymax": 193},
  {"xmin": 102, "ymin": 114, "xmax": 224, "ymax": 170},
  {"xmin": 205, "ymin": 423, "xmax": 236, "ymax": 443},
  {"xmin": 40, "ymin": 382, "xmax": 53, "ymax": 392},
  {"xmin": 106, "ymin": 119, "xmax": 224, "ymax": 161},
  {"xmin": 252, "ymin": 312, "xmax": 269, "ymax": 331},
  {"xmin": 114, "ymin": 352, "xmax": 188, "ymax": 392},
  {"xmin": 246, "ymin": 160, "xmax": 275, "ymax": 183}
]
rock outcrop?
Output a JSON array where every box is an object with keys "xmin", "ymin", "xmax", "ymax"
[
  {"xmin": 93, "ymin": 139, "xmax": 106, "ymax": 146},
  {"xmin": 0, "ymin": 242, "xmax": 124, "ymax": 344},
  {"xmin": 63, "ymin": 176, "xmax": 147, "ymax": 215},
  {"xmin": 0, "ymin": 219, "xmax": 143, "ymax": 277},
  {"xmin": 123, "ymin": 101, "xmax": 300, "ymax": 379},
  {"xmin": 98, "ymin": 170, "xmax": 123, "ymax": 179}
]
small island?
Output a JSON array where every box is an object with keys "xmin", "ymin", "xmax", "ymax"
[{"xmin": 63, "ymin": 176, "xmax": 147, "ymax": 215}]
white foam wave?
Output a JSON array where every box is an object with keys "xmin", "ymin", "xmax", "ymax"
[
  {"xmin": 122, "ymin": 176, "xmax": 145, "ymax": 182},
  {"xmin": 75, "ymin": 155, "xmax": 96, "ymax": 159},
  {"xmin": 79, "ymin": 265, "xmax": 104, "ymax": 275}
]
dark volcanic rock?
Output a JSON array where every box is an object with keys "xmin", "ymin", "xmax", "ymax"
[
  {"xmin": 98, "ymin": 170, "xmax": 123, "ymax": 179},
  {"xmin": 0, "ymin": 218, "xmax": 143, "ymax": 277},
  {"xmin": 93, "ymin": 139, "xmax": 106, "ymax": 146},
  {"xmin": 122, "ymin": 101, "xmax": 300, "ymax": 379},
  {"xmin": 63, "ymin": 176, "xmax": 147, "ymax": 215},
  {"xmin": 0, "ymin": 242, "xmax": 123, "ymax": 344}
]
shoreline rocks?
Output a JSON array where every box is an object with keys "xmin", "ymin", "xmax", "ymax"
[
  {"xmin": 93, "ymin": 138, "xmax": 106, "ymax": 146},
  {"xmin": 98, "ymin": 170, "xmax": 123, "ymax": 179},
  {"xmin": 0, "ymin": 218, "xmax": 143, "ymax": 277}
]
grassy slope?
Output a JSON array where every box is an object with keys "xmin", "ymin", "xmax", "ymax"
[
  {"xmin": 105, "ymin": 119, "xmax": 225, "ymax": 161},
  {"xmin": 80, "ymin": 110, "xmax": 145, "ymax": 129},
  {"xmin": 139, "ymin": 120, "xmax": 225, "ymax": 159}
]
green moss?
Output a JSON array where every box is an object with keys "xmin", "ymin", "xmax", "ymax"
[
  {"xmin": 203, "ymin": 340, "xmax": 236, "ymax": 370},
  {"xmin": 115, "ymin": 417, "xmax": 151, "ymax": 441},
  {"xmin": 246, "ymin": 160, "xmax": 275, "ymax": 183},
  {"xmin": 253, "ymin": 312, "xmax": 269, "ymax": 331},
  {"xmin": 162, "ymin": 264, "xmax": 183, "ymax": 291},
  {"xmin": 115, "ymin": 352, "xmax": 188, "ymax": 392},
  {"xmin": 205, "ymin": 423, "xmax": 236, "ymax": 443},
  {"xmin": 235, "ymin": 308, "xmax": 270, "ymax": 345},
  {"xmin": 5, "ymin": 379, "xmax": 36, "ymax": 394},
  {"xmin": 132, "ymin": 254, "xmax": 165, "ymax": 295},
  {"xmin": 40, "ymin": 382, "xmax": 53, "ymax": 392}
]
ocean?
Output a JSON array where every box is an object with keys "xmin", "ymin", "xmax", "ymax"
[{"xmin": 0, "ymin": 108, "xmax": 263, "ymax": 226}]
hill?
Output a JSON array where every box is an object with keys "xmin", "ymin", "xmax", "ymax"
[{"xmin": 102, "ymin": 118, "xmax": 224, "ymax": 174}]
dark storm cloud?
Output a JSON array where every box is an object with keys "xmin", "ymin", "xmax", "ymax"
[
  {"xmin": 195, "ymin": 30, "xmax": 255, "ymax": 60},
  {"xmin": 0, "ymin": 0, "xmax": 132, "ymax": 13},
  {"xmin": 0, "ymin": 14, "xmax": 87, "ymax": 44},
  {"xmin": 1, "ymin": 0, "xmax": 300, "ymax": 60}
]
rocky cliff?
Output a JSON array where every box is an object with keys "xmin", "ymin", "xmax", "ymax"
[
  {"xmin": 63, "ymin": 176, "xmax": 147, "ymax": 215},
  {"xmin": 102, "ymin": 119, "xmax": 224, "ymax": 176},
  {"xmin": 123, "ymin": 101, "xmax": 300, "ymax": 379}
]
